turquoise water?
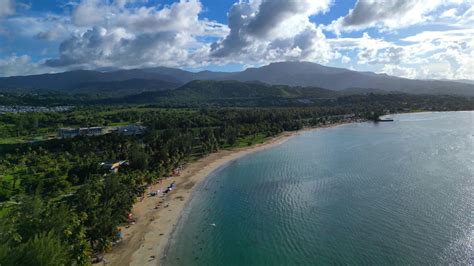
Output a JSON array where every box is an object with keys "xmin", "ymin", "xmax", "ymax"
[{"xmin": 164, "ymin": 112, "xmax": 474, "ymax": 265}]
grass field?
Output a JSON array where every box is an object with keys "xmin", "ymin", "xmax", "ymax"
[
  {"xmin": 0, "ymin": 136, "xmax": 27, "ymax": 145},
  {"xmin": 98, "ymin": 107, "xmax": 197, "ymax": 116},
  {"xmin": 0, "ymin": 135, "xmax": 52, "ymax": 145},
  {"xmin": 222, "ymin": 133, "xmax": 269, "ymax": 149}
]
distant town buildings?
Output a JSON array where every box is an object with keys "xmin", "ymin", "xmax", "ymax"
[
  {"xmin": 57, "ymin": 125, "xmax": 146, "ymax": 138},
  {"xmin": 0, "ymin": 105, "xmax": 73, "ymax": 114}
]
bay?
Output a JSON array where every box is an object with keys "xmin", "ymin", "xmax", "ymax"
[{"xmin": 164, "ymin": 112, "xmax": 473, "ymax": 265}]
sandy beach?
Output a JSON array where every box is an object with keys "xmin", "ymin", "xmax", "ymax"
[{"xmin": 102, "ymin": 123, "xmax": 354, "ymax": 266}]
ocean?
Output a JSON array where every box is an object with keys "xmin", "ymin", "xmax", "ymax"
[{"xmin": 164, "ymin": 112, "xmax": 473, "ymax": 265}]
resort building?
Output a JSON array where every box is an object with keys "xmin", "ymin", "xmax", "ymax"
[
  {"xmin": 57, "ymin": 128, "xmax": 80, "ymax": 138},
  {"xmin": 58, "ymin": 127, "xmax": 105, "ymax": 138},
  {"xmin": 109, "ymin": 125, "xmax": 147, "ymax": 135},
  {"xmin": 57, "ymin": 124, "xmax": 146, "ymax": 138}
]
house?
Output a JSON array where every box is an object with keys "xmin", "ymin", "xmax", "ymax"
[{"xmin": 100, "ymin": 160, "xmax": 129, "ymax": 173}]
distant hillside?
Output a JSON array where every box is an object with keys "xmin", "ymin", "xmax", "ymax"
[
  {"xmin": 139, "ymin": 62, "xmax": 474, "ymax": 96},
  {"xmin": 215, "ymin": 62, "xmax": 474, "ymax": 96},
  {"xmin": 340, "ymin": 87, "xmax": 392, "ymax": 95},
  {"xmin": 117, "ymin": 80, "xmax": 338, "ymax": 106},
  {"xmin": 1, "ymin": 61, "xmax": 472, "ymax": 96},
  {"xmin": 71, "ymin": 79, "xmax": 180, "ymax": 97},
  {"xmin": 0, "ymin": 69, "xmax": 181, "ymax": 91},
  {"xmin": 164, "ymin": 80, "xmax": 336, "ymax": 98},
  {"xmin": 440, "ymin": 79, "xmax": 474, "ymax": 85}
]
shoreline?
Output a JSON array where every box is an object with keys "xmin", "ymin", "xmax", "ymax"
[{"xmin": 102, "ymin": 121, "xmax": 358, "ymax": 266}]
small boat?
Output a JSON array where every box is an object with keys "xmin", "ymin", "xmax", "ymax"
[{"xmin": 377, "ymin": 118, "xmax": 394, "ymax": 122}]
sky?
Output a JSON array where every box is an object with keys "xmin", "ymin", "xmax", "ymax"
[{"xmin": 0, "ymin": 0, "xmax": 473, "ymax": 79}]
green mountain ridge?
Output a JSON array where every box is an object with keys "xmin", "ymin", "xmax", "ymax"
[
  {"xmin": 1, "ymin": 61, "xmax": 473, "ymax": 96},
  {"xmin": 115, "ymin": 80, "xmax": 338, "ymax": 106}
]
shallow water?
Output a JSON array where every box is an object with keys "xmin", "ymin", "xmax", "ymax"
[{"xmin": 164, "ymin": 112, "xmax": 474, "ymax": 265}]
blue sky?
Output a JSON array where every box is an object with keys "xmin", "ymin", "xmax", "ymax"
[{"xmin": 0, "ymin": 0, "xmax": 472, "ymax": 79}]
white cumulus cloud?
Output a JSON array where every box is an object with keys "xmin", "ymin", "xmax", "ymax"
[
  {"xmin": 0, "ymin": 0, "xmax": 14, "ymax": 19},
  {"xmin": 210, "ymin": 0, "xmax": 335, "ymax": 64},
  {"xmin": 45, "ymin": 0, "xmax": 228, "ymax": 69},
  {"xmin": 0, "ymin": 55, "xmax": 58, "ymax": 77},
  {"xmin": 326, "ymin": 0, "xmax": 469, "ymax": 33},
  {"xmin": 1, "ymin": 0, "xmax": 473, "ymax": 80}
]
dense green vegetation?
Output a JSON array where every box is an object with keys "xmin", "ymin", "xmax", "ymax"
[
  {"xmin": 117, "ymin": 80, "xmax": 337, "ymax": 105},
  {"xmin": 0, "ymin": 83, "xmax": 473, "ymax": 265},
  {"xmin": 2, "ymin": 91, "xmax": 472, "ymax": 143},
  {"xmin": 2, "ymin": 79, "xmax": 474, "ymax": 108},
  {"xmin": 0, "ymin": 107, "xmax": 348, "ymax": 264}
]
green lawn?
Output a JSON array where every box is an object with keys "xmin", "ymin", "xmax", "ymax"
[
  {"xmin": 98, "ymin": 107, "xmax": 197, "ymax": 116},
  {"xmin": 0, "ymin": 136, "xmax": 27, "ymax": 145},
  {"xmin": 108, "ymin": 122, "xmax": 132, "ymax": 126},
  {"xmin": 0, "ymin": 134, "xmax": 52, "ymax": 145},
  {"xmin": 0, "ymin": 206, "xmax": 8, "ymax": 218},
  {"xmin": 223, "ymin": 133, "xmax": 269, "ymax": 149},
  {"xmin": 1, "ymin": 174, "xmax": 14, "ymax": 182},
  {"xmin": 1, "ymin": 173, "xmax": 21, "ymax": 191}
]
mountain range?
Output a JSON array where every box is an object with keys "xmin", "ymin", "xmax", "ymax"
[
  {"xmin": 119, "ymin": 80, "xmax": 338, "ymax": 105},
  {"xmin": 0, "ymin": 61, "xmax": 472, "ymax": 96}
]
